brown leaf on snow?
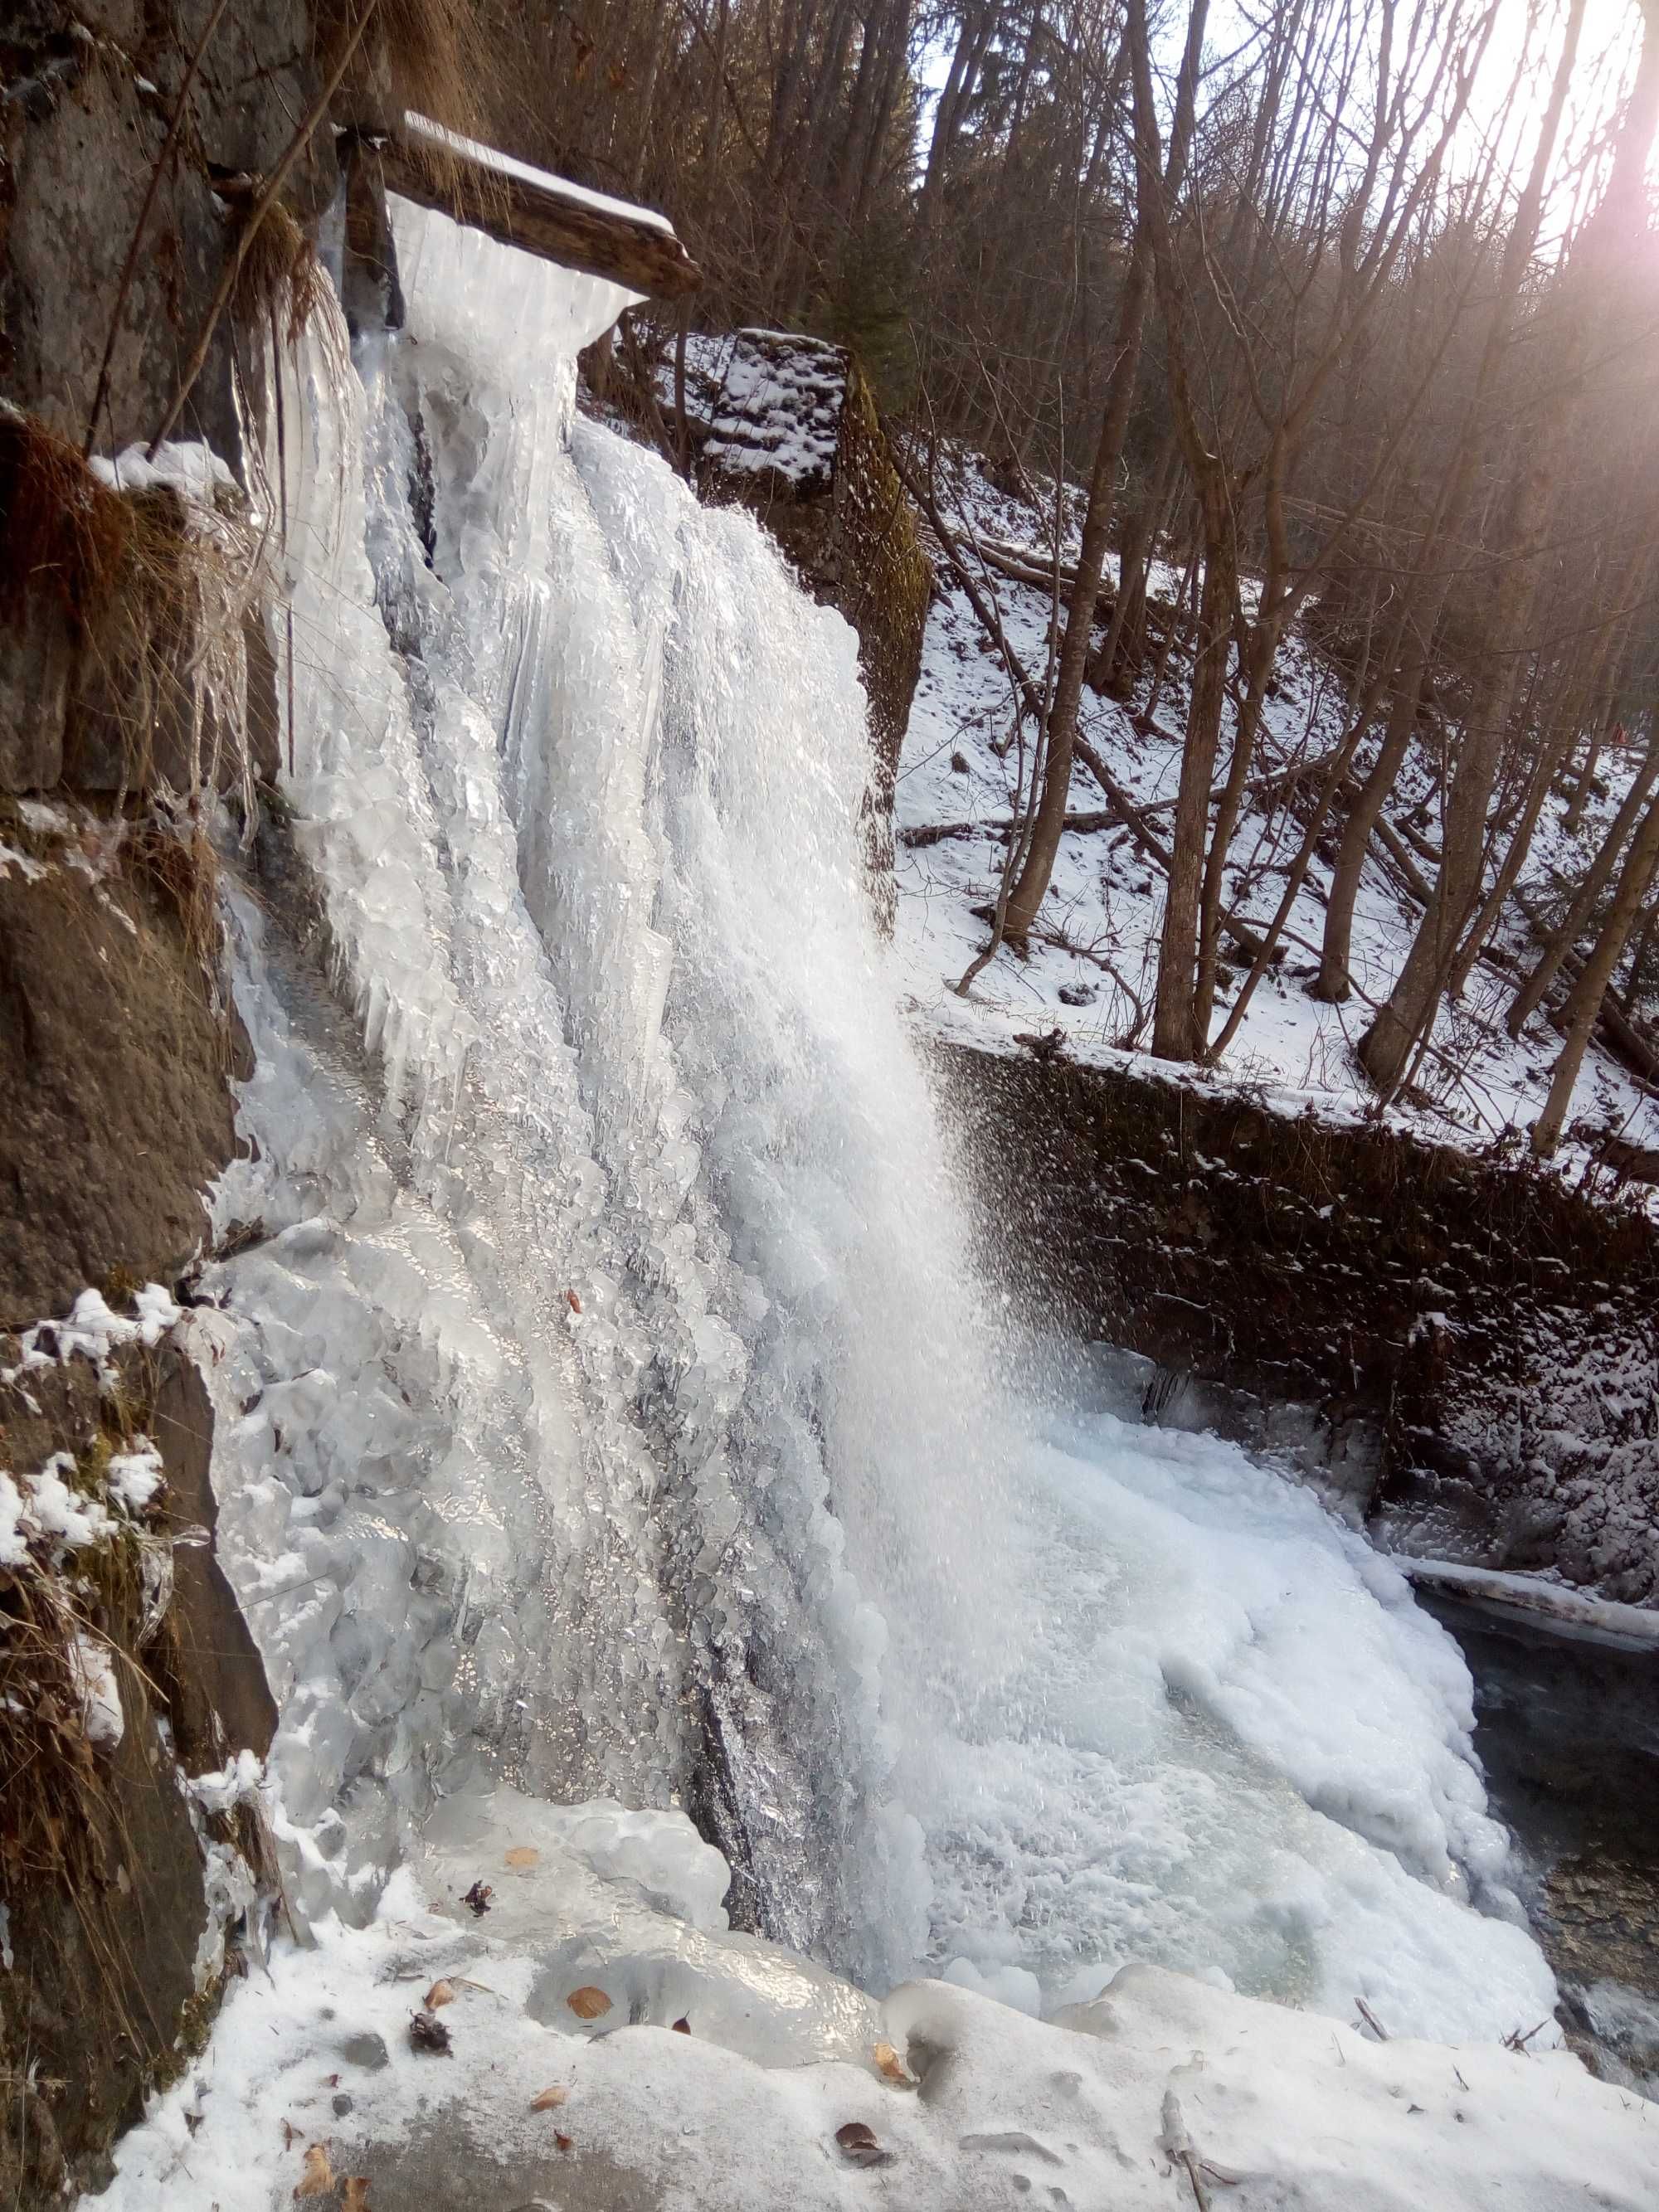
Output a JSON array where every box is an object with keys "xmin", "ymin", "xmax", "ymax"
[
  {"xmin": 425, "ymin": 1979, "xmax": 457, "ymax": 2009},
  {"xmin": 529, "ymin": 2084, "xmax": 569, "ymax": 2112},
  {"xmin": 835, "ymin": 2121, "xmax": 894, "ymax": 2168},
  {"xmin": 565, "ymin": 1290, "xmax": 582, "ymax": 1314},
  {"xmin": 566, "ymin": 1985, "xmax": 612, "ymax": 2020},
  {"xmin": 293, "ymin": 2143, "xmax": 334, "ymax": 2198},
  {"xmin": 554, "ymin": 2132, "xmax": 574, "ymax": 2153},
  {"xmin": 504, "ymin": 1845, "xmax": 540, "ymax": 1868},
  {"xmin": 341, "ymin": 2182, "xmax": 372, "ymax": 2211},
  {"xmin": 873, "ymin": 2040, "xmax": 913, "ymax": 2084},
  {"xmin": 280, "ymin": 2120, "xmax": 298, "ymax": 2151},
  {"xmin": 672, "ymin": 2017, "xmax": 691, "ymax": 2035}
]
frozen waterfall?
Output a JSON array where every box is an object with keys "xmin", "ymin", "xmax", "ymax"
[{"xmin": 198, "ymin": 193, "xmax": 1556, "ymax": 2048}]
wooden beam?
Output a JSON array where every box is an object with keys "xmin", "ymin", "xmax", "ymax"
[{"xmin": 376, "ymin": 124, "xmax": 701, "ymax": 302}]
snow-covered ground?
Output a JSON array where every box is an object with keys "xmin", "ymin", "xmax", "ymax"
[
  {"xmin": 102, "ymin": 1796, "xmax": 1659, "ymax": 2212},
  {"xmin": 893, "ymin": 450, "xmax": 1659, "ymax": 1174}
]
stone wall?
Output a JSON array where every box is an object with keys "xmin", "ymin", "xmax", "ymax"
[{"xmin": 942, "ymin": 1041, "xmax": 1659, "ymax": 1603}]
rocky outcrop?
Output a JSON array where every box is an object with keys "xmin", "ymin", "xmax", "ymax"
[
  {"xmin": 0, "ymin": 1318, "xmax": 277, "ymax": 2202},
  {"xmin": 0, "ymin": 815, "xmax": 269, "ymax": 2205},
  {"xmin": 0, "ymin": 12, "xmax": 320, "ymax": 2191},
  {"xmin": 944, "ymin": 1041, "xmax": 1659, "ymax": 1602},
  {"xmin": 1, "ymin": 0, "xmax": 336, "ymax": 464},
  {"xmin": 701, "ymin": 329, "xmax": 932, "ymax": 904},
  {"xmin": 0, "ymin": 811, "xmax": 244, "ymax": 1324}
]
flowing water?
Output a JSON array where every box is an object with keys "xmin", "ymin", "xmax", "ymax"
[{"xmin": 200, "ymin": 197, "xmax": 1557, "ymax": 2049}]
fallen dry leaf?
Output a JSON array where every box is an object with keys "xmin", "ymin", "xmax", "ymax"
[
  {"xmin": 835, "ymin": 2121, "xmax": 893, "ymax": 2169},
  {"xmin": 566, "ymin": 1985, "xmax": 612, "ymax": 2020},
  {"xmin": 873, "ymin": 2040, "xmax": 912, "ymax": 2084},
  {"xmin": 461, "ymin": 1879, "xmax": 492, "ymax": 1917},
  {"xmin": 529, "ymin": 2083, "xmax": 569, "ymax": 2112},
  {"xmin": 341, "ymin": 2182, "xmax": 371, "ymax": 2211},
  {"xmin": 565, "ymin": 1290, "xmax": 582, "ymax": 1314},
  {"xmin": 280, "ymin": 2120, "xmax": 298, "ymax": 2151},
  {"xmin": 425, "ymin": 1979, "xmax": 456, "ymax": 2009},
  {"xmin": 294, "ymin": 2142, "xmax": 333, "ymax": 2199},
  {"xmin": 504, "ymin": 1845, "xmax": 540, "ymax": 1868},
  {"xmin": 554, "ymin": 2131, "xmax": 573, "ymax": 2153},
  {"xmin": 672, "ymin": 2017, "xmax": 691, "ymax": 2035}
]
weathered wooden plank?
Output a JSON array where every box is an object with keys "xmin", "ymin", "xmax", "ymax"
[{"xmin": 376, "ymin": 123, "xmax": 700, "ymax": 301}]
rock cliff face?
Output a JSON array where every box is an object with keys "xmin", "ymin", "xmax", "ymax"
[
  {"xmin": 0, "ymin": 814, "xmax": 275, "ymax": 2200},
  {"xmin": 0, "ymin": 4, "xmax": 332, "ymax": 2195},
  {"xmin": 944, "ymin": 1041, "xmax": 1659, "ymax": 1602}
]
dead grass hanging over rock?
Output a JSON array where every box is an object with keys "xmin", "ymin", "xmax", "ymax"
[
  {"xmin": 68, "ymin": 474, "xmax": 266, "ymax": 819},
  {"xmin": 232, "ymin": 199, "xmax": 333, "ymax": 355},
  {"xmin": 0, "ymin": 406, "xmax": 131, "ymax": 639}
]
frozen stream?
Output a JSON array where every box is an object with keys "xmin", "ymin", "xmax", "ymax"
[{"xmin": 176, "ymin": 193, "xmax": 1561, "ymax": 2078}]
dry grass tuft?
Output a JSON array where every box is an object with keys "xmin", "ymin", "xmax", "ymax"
[
  {"xmin": 377, "ymin": 0, "xmax": 502, "ymax": 148},
  {"xmin": 0, "ymin": 406, "xmax": 132, "ymax": 635},
  {"xmin": 325, "ymin": 0, "xmax": 518, "ymax": 222},
  {"xmin": 232, "ymin": 200, "xmax": 333, "ymax": 352},
  {"xmin": 129, "ymin": 818, "xmax": 223, "ymax": 971}
]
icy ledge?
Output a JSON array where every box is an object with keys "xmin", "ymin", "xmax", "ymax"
[{"xmin": 103, "ymin": 1787, "xmax": 1658, "ymax": 2212}]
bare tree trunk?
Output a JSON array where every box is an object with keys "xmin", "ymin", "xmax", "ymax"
[
  {"xmin": 1095, "ymin": 430, "xmax": 1179, "ymax": 694},
  {"xmin": 1446, "ymin": 712, "xmax": 1577, "ymax": 999},
  {"xmin": 919, "ymin": 2, "xmax": 995, "ymax": 229},
  {"xmin": 1000, "ymin": 217, "xmax": 1155, "ymax": 941},
  {"xmin": 1358, "ymin": 0, "xmax": 1588, "ymax": 1095},
  {"xmin": 701, "ymin": 0, "xmax": 732, "ymax": 218},
  {"xmin": 1508, "ymin": 725, "xmax": 1659, "ymax": 1032},
  {"xmin": 1563, "ymin": 715, "xmax": 1607, "ymax": 831},
  {"xmin": 630, "ymin": 2, "xmax": 678, "ymax": 197},
  {"xmin": 1533, "ymin": 789, "xmax": 1659, "ymax": 1154},
  {"xmin": 854, "ymin": 3, "xmax": 912, "ymax": 229},
  {"xmin": 1318, "ymin": 648, "xmax": 1423, "ymax": 999},
  {"xmin": 1154, "ymin": 494, "xmax": 1238, "ymax": 1058}
]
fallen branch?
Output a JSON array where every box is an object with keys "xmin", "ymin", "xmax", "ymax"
[
  {"xmin": 1355, "ymin": 1997, "xmax": 1390, "ymax": 2041},
  {"xmin": 901, "ymin": 808, "xmax": 1121, "ymax": 849}
]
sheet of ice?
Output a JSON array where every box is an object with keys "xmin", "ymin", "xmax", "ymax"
[
  {"xmin": 97, "ymin": 1851, "xmax": 1659, "ymax": 2212},
  {"xmin": 135, "ymin": 190, "xmax": 1584, "ymax": 2212}
]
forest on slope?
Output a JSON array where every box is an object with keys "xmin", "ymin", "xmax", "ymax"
[{"xmin": 475, "ymin": 0, "xmax": 1659, "ymax": 1167}]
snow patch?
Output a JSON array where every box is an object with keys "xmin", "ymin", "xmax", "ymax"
[{"xmin": 68, "ymin": 1633, "xmax": 124, "ymax": 1748}]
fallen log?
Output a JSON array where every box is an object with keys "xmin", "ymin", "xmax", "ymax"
[
  {"xmin": 901, "ymin": 809, "xmax": 1119, "ymax": 849},
  {"xmin": 379, "ymin": 114, "xmax": 701, "ymax": 300}
]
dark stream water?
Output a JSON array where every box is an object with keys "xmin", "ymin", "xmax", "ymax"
[{"xmin": 1419, "ymin": 1592, "xmax": 1659, "ymax": 2096}]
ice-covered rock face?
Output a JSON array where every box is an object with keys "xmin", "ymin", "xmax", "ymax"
[{"xmin": 204, "ymin": 197, "xmax": 1559, "ymax": 2039}]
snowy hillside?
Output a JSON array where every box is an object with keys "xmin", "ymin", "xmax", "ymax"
[{"xmin": 893, "ymin": 450, "xmax": 1659, "ymax": 1177}]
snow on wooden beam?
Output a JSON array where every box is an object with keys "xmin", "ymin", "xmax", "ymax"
[{"xmin": 377, "ymin": 115, "xmax": 700, "ymax": 301}]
